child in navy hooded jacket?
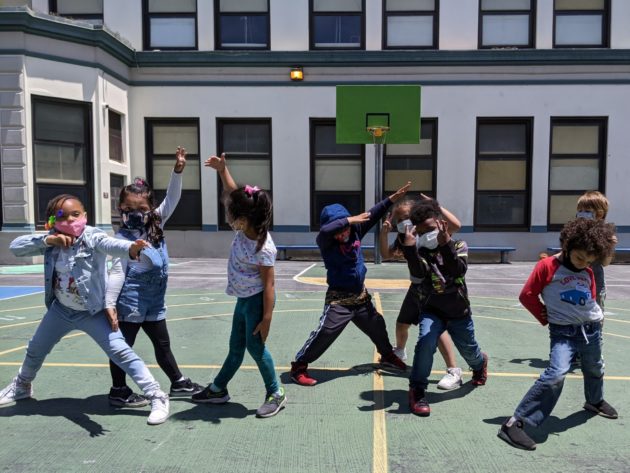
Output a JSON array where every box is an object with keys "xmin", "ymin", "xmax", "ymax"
[{"xmin": 290, "ymin": 183, "xmax": 410, "ymax": 386}]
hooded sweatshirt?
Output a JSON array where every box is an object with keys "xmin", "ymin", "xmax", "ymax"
[{"xmin": 316, "ymin": 198, "xmax": 392, "ymax": 293}]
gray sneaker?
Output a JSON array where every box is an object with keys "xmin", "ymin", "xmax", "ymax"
[
  {"xmin": 256, "ymin": 387, "xmax": 287, "ymax": 418},
  {"xmin": 0, "ymin": 377, "xmax": 33, "ymax": 406}
]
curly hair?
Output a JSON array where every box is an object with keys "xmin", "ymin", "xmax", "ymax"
[
  {"xmin": 118, "ymin": 178, "xmax": 164, "ymax": 247},
  {"xmin": 409, "ymin": 199, "xmax": 442, "ymax": 225},
  {"xmin": 560, "ymin": 218, "xmax": 616, "ymax": 261},
  {"xmin": 225, "ymin": 187, "xmax": 273, "ymax": 253}
]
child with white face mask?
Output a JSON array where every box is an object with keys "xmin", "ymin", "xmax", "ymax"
[
  {"xmin": 379, "ymin": 196, "xmax": 463, "ymax": 391},
  {"xmin": 402, "ymin": 199, "xmax": 488, "ymax": 417}
]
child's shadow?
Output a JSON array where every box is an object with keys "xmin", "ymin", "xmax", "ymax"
[
  {"xmin": 279, "ymin": 363, "xmax": 406, "ymax": 385},
  {"xmin": 484, "ymin": 410, "xmax": 592, "ymax": 444},
  {"xmin": 358, "ymin": 382, "xmax": 476, "ymax": 414},
  {"xmin": 171, "ymin": 401, "xmax": 256, "ymax": 424},
  {"xmin": 510, "ymin": 357, "xmax": 581, "ymax": 373},
  {"xmin": 0, "ymin": 395, "xmax": 146, "ymax": 437}
]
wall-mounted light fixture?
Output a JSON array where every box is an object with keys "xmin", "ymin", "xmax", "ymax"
[{"xmin": 290, "ymin": 66, "xmax": 304, "ymax": 81}]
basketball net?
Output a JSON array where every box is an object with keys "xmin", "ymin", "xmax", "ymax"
[{"xmin": 367, "ymin": 126, "xmax": 390, "ymax": 145}]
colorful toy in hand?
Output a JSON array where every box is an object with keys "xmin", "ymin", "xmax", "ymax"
[{"xmin": 44, "ymin": 209, "xmax": 64, "ymax": 231}]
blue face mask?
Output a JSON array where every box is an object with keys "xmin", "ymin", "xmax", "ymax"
[
  {"xmin": 121, "ymin": 210, "xmax": 150, "ymax": 230},
  {"xmin": 576, "ymin": 211, "xmax": 594, "ymax": 220}
]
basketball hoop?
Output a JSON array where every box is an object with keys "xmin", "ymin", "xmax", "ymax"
[{"xmin": 366, "ymin": 126, "xmax": 390, "ymax": 144}]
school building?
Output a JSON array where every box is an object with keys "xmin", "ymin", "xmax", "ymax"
[{"xmin": 1, "ymin": 0, "xmax": 629, "ymax": 263}]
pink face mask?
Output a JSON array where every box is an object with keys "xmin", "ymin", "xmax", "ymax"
[{"xmin": 54, "ymin": 215, "xmax": 87, "ymax": 237}]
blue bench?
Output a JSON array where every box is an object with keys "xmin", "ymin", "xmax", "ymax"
[
  {"xmin": 276, "ymin": 245, "xmax": 374, "ymax": 260},
  {"xmin": 276, "ymin": 244, "xmax": 514, "ymax": 263},
  {"xmin": 468, "ymin": 246, "xmax": 516, "ymax": 264}
]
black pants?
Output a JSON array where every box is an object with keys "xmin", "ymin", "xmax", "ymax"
[
  {"xmin": 295, "ymin": 301, "xmax": 393, "ymax": 363},
  {"xmin": 110, "ymin": 319, "xmax": 182, "ymax": 387}
]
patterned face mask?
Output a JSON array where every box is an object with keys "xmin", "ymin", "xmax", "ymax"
[{"xmin": 121, "ymin": 210, "xmax": 150, "ymax": 230}]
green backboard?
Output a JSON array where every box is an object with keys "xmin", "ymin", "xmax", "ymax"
[{"xmin": 336, "ymin": 85, "xmax": 421, "ymax": 144}]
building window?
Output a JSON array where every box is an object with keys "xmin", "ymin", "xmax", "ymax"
[
  {"xmin": 145, "ymin": 119, "xmax": 201, "ymax": 228},
  {"xmin": 32, "ymin": 97, "xmax": 93, "ymax": 227},
  {"xmin": 311, "ymin": 119, "xmax": 364, "ymax": 229},
  {"xmin": 108, "ymin": 110, "xmax": 123, "ymax": 163},
  {"xmin": 215, "ymin": 0, "xmax": 270, "ymax": 50},
  {"xmin": 475, "ymin": 118, "xmax": 532, "ymax": 230},
  {"xmin": 554, "ymin": 0, "xmax": 609, "ymax": 48},
  {"xmin": 49, "ymin": 0, "xmax": 103, "ymax": 25},
  {"xmin": 383, "ymin": 0, "xmax": 438, "ymax": 49},
  {"xmin": 479, "ymin": 0, "xmax": 535, "ymax": 49},
  {"xmin": 310, "ymin": 0, "xmax": 365, "ymax": 50},
  {"xmin": 143, "ymin": 0, "xmax": 197, "ymax": 51},
  {"xmin": 384, "ymin": 119, "xmax": 436, "ymax": 198},
  {"xmin": 216, "ymin": 119, "xmax": 272, "ymax": 229},
  {"xmin": 110, "ymin": 174, "xmax": 125, "ymax": 229},
  {"xmin": 548, "ymin": 118, "xmax": 606, "ymax": 228}
]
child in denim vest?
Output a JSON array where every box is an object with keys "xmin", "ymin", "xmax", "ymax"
[
  {"xmin": 0, "ymin": 194, "xmax": 169, "ymax": 425},
  {"xmin": 193, "ymin": 153, "xmax": 286, "ymax": 418},
  {"xmin": 498, "ymin": 218, "xmax": 618, "ymax": 451},
  {"xmin": 104, "ymin": 147, "xmax": 202, "ymax": 407}
]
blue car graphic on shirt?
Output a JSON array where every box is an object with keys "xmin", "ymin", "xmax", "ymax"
[{"xmin": 560, "ymin": 289, "xmax": 591, "ymax": 306}]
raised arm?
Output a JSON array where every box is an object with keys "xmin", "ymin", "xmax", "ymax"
[
  {"xmin": 205, "ymin": 152, "xmax": 237, "ymax": 194},
  {"xmin": 357, "ymin": 182, "xmax": 411, "ymax": 239},
  {"xmin": 9, "ymin": 233, "xmax": 49, "ymax": 257},
  {"xmin": 420, "ymin": 193, "xmax": 461, "ymax": 234},
  {"xmin": 155, "ymin": 146, "xmax": 185, "ymax": 224}
]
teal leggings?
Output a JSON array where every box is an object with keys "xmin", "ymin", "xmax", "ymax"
[{"xmin": 213, "ymin": 292, "xmax": 279, "ymax": 394}]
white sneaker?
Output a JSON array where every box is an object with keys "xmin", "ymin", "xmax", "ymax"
[
  {"xmin": 147, "ymin": 391, "xmax": 169, "ymax": 425},
  {"xmin": 437, "ymin": 367, "xmax": 463, "ymax": 391},
  {"xmin": 393, "ymin": 346, "xmax": 407, "ymax": 362},
  {"xmin": 0, "ymin": 377, "xmax": 33, "ymax": 406}
]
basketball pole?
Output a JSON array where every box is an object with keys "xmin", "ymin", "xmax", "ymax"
[{"xmin": 374, "ymin": 141, "xmax": 383, "ymax": 264}]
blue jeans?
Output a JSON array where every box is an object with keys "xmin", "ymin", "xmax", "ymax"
[
  {"xmin": 18, "ymin": 300, "xmax": 160, "ymax": 395},
  {"xmin": 409, "ymin": 312, "xmax": 484, "ymax": 390},
  {"xmin": 214, "ymin": 292, "xmax": 279, "ymax": 394},
  {"xmin": 515, "ymin": 321, "xmax": 604, "ymax": 427}
]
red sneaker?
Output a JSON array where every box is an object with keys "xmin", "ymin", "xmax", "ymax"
[
  {"xmin": 472, "ymin": 352, "xmax": 488, "ymax": 386},
  {"xmin": 290, "ymin": 361, "xmax": 317, "ymax": 386},
  {"xmin": 408, "ymin": 388, "xmax": 430, "ymax": 417},
  {"xmin": 379, "ymin": 351, "xmax": 408, "ymax": 371}
]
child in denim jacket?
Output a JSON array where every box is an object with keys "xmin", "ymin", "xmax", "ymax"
[{"xmin": 0, "ymin": 194, "xmax": 169, "ymax": 425}]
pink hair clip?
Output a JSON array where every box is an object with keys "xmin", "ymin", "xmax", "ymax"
[
  {"xmin": 134, "ymin": 177, "xmax": 147, "ymax": 187},
  {"xmin": 244, "ymin": 185, "xmax": 260, "ymax": 197}
]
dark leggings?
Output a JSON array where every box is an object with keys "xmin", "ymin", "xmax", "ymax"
[{"xmin": 110, "ymin": 319, "xmax": 182, "ymax": 387}]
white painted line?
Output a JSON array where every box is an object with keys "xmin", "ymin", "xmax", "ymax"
[{"xmin": 293, "ymin": 263, "xmax": 316, "ymax": 282}]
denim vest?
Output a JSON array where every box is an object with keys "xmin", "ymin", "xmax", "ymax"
[
  {"xmin": 10, "ymin": 227, "xmax": 132, "ymax": 315},
  {"xmin": 116, "ymin": 229, "xmax": 169, "ymax": 322}
]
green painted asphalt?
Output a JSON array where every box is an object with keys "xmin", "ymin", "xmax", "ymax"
[{"xmin": 0, "ymin": 288, "xmax": 629, "ymax": 472}]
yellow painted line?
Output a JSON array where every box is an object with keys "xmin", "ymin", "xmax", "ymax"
[
  {"xmin": 0, "ymin": 320, "xmax": 42, "ymax": 330},
  {"xmin": 297, "ymin": 276, "xmax": 408, "ymax": 289},
  {"xmin": 0, "ymin": 332, "xmax": 84, "ymax": 356},
  {"xmin": 0, "ymin": 305, "xmax": 45, "ymax": 314},
  {"xmin": 372, "ymin": 292, "xmax": 388, "ymax": 473}
]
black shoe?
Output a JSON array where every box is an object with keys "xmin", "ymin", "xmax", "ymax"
[
  {"xmin": 170, "ymin": 378, "xmax": 203, "ymax": 397},
  {"xmin": 584, "ymin": 400, "xmax": 618, "ymax": 419},
  {"xmin": 191, "ymin": 385, "xmax": 230, "ymax": 404},
  {"xmin": 497, "ymin": 419, "xmax": 536, "ymax": 450},
  {"xmin": 109, "ymin": 386, "xmax": 150, "ymax": 408}
]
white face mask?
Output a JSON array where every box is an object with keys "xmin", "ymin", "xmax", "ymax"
[
  {"xmin": 396, "ymin": 219, "xmax": 413, "ymax": 234},
  {"xmin": 416, "ymin": 229, "xmax": 439, "ymax": 249}
]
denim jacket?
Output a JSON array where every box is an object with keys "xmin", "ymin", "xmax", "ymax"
[{"xmin": 9, "ymin": 226, "xmax": 133, "ymax": 315}]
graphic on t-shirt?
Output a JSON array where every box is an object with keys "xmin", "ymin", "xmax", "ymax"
[{"xmin": 560, "ymin": 283, "xmax": 591, "ymax": 306}]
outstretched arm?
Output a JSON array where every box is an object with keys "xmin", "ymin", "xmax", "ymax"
[
  {"xmin": 357, "ymin": 182, "xmax": 411, "ymax": 238},
  {"xmin": 420, "ymin": 193, "xmax": 461, "ymax": 234},
  {"xmin": 205, "ymin": 153, "xmax": 237, "ymax": 194}
]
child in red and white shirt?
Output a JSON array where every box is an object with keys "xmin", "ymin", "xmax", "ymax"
[{"xmin": 498, "ymin": 218, "xmax": 618, "ymax": 451}]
